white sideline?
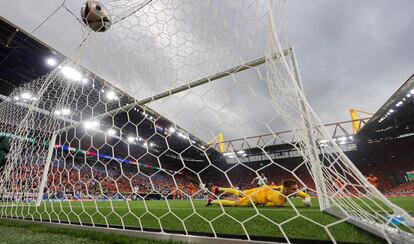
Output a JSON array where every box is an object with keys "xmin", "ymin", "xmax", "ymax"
[{"xmin": 43, "ymin": 205, "xmax": 322, "ymax": 212}]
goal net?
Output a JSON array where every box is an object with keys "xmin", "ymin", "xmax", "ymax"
[{"xmin": 0, "ymin": 0, "xmax": 413, "ymax": 243}]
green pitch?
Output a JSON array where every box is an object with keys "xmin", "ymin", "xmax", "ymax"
[
  {"xmin": 2, "ymin": 197, "xmax": 413, "ymax": 243},
  {"xmin": 0, "ymin": 219, "xmax": 181, "ymax": 244}
]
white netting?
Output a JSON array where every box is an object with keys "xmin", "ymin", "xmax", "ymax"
[{"xmin": 0, "ymin": 0, "xmax": 413, "ymax": 243}]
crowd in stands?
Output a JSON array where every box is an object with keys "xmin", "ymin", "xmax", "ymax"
[
  {"xmin": 45, "ymin": 164, "xmax": 203, "ymax": 200},
  {"xmin": 2, "ymin": 153, "xmax": 414, "ymax": 202},
  {"xmin": 0, "ymin": 162, "xmax": 204, "ymax": 201},
  {"xmin": 384, "ymin": 182, "xmax": 414, "ymax": 195}
]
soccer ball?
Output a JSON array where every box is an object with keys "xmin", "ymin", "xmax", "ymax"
[{"xmin": 80, "ymin": 0, "xmax": 111, "ymax": 32}]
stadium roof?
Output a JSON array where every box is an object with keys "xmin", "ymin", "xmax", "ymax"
[
  {"xmin": 358, "ymin": 73, "xmax": 414, "ymax": 141},
  {"xmin": 0, "ymin": 16, "xmax": 61, "ymax": 96}
]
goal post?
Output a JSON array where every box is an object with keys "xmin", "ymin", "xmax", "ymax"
[
  {"xmin": 36, "ymin": 133, "xmax": 57, "ymax": 206},
  {"xmin": 287, "ymin": 47, "xmax": 331, "ymax": 211}
]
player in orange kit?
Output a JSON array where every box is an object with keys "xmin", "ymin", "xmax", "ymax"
[
  {"xmin": 367, "ymin": 174, "xmax": 379, "ymax": 189},
  {"xmin": 206, "ymin": 179, "xmax": 311, "ymax": 207},
  {"xmin": 188, "ymin": 183, "xmax": 195, "ymax": 199}
]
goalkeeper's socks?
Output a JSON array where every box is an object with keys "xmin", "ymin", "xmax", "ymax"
[
  {"xmin": 212, "ymin": 200, "xmax": 236, "ymax": 206},
  {"xmin": 217, "ymin": 187, "xmax": 240, "ymax": 197}
]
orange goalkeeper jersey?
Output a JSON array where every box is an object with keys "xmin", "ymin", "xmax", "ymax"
[{"xmin": 238, "ymin": 185, "xmax": 309, "ymax": 207}]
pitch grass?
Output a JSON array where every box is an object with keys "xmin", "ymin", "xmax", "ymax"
[
  {"xmin": 0, "ymin": 219, "xmax": 182, "ymax": 244},
  {"xmin": 1, "ymin": 197, "xmax": 413, "ymax": 243}
]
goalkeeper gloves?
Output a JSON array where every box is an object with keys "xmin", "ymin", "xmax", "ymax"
[{"xmin": 302, "ymin": 197, "xmax": 312, "ymax": 208}]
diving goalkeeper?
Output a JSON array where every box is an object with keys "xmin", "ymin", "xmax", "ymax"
[{"xmin": 206, "ymin": 179, "xmax": 311, "ymax": 207}]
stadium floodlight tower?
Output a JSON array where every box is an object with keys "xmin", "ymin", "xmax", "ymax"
[{"xmin": 0, "ymin": 0, "xmax": 413, "ymax": 243}]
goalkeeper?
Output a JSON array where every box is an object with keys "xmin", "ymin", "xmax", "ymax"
[{"xmin": 206, "ymin": 179, "xmax": 311, "ymax": 207}]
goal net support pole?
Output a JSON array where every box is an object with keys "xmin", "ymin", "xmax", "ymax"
[
  {"xmin": 266, "ymin": 0, "xmax": 331, "ymax": 211},
  {"xmin": 288, "ymin": 47, "xmax": 330, "ymax": 210},
  {"xmin": 36, "ymin": 133, "xmax": 57, "ymax": 206}
]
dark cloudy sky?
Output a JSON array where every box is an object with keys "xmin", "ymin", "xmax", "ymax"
[{"xmin": 288, "ymin": 0, "xmax": 414, "ymax": 122}]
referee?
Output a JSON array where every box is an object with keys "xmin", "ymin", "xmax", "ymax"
[{"xmin": 251, "ymin": 172, "xmax": 268, "ymax": 187}]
